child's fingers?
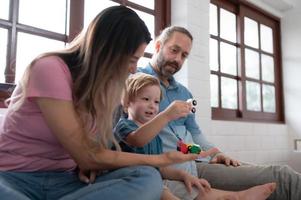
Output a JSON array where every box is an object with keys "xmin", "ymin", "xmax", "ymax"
[
  {"xmin": 195, "ymin": 182, "xmax": 206, "ymax": 194},
  {"xmin": 200, "ymin": 179, "xmax": 211, "ymax": 189},
  {"xmin": 184, "ymin": 182, "xmax": 193, "ymax": 194}
]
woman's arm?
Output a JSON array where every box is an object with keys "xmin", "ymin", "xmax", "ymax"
[
  {"xmin": 126, "ymin": 100, "xmax": 192, "ymax": 147},
  {"xmin": 36, "ymin": 97, "xmax": 197, "ymax": 171}
]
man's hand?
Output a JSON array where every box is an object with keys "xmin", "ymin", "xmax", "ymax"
[{"xmin": 209, "ymin": 153, "xmax": 241, "ymax": 167}]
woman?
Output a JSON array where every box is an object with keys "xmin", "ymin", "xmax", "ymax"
[{"xmin": 0, "ymin": 6, "xmax": 198, "ymax": 200}]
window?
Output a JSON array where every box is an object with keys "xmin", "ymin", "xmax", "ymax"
[
  {"xmin": 0, "ymin": 0, "xmax": 170, "ymax": 106},
  {"xmin": 210, "ymin": 0, "xmax": 284, "ymax": 122}
]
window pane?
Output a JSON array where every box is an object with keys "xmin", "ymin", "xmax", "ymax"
[
  {"xmin": 84, "ymin": 0, "xmax": 155, "ymax": 54},
  {"xmin": 220, "ymin": 8, "xmax": 236, "ymax": 42},
  {"xmin": 260, "ymin": 24, "xmax": 273, "ymax": 53},
  {"xmin": 221, "ymin": 77, "xmax": 237, "ymax": 109},
  {"xmin": 129, "ymin": 0, "xmax": 154, "ymax": 9},
  {"xmin": 210, "ymin": 74, "xmax": 219, "ymax": 107},
  {"xmin": 84, "ymin": 0, "xmax": 119, "ymax": 29},
  {"xmin": 210, "ymin": 38, "xmax": 218, "ymax": 71},
  {"xmin": 137, "ymin": 56, "xmax": 151, "ymax": 69},
  {"xmin": 210, "ymin": 4, "xmax": 218, "ymax": 36},
  {"xmin": 245, "ymin": 48, "xmax": 259, "ymax": 79},
  {"xmin": 220, "ymin": 42, "xmax": 237, "ymax": 75},
  {"xmin": 132, "ymin": 9, "xmax": 155, "ymax": 54},
  {"xmin": 246, "ymin": 81, "xmax": 261, "ymax": 111},
  {"xmin": 16, "ymin": 32, "xmax": 65, "ymax": 82},
  {"xmin": 0, "ymin": 0, "xmax": 9, "ymax": 20},
  {"xmin": 244, "ymin": 17, "xmax": 258, "ymax": 49},
  {"xmin": 261, "ymin": 54, "xmax": 274, "ymax": 83},
  {"xmin": 19, "ymin": 0, "xmax": 68, "ymax": 34},
  {"xmin": 262, "ymin": 84, "xmax": 275, "ymax": 113},
  {"xmin": 0, "ymin": 29, "xmax": 8, "ymax": 82}
]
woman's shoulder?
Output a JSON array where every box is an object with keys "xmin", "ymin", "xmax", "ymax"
[
  {"xmin": 33, "ymin": 56, "xmax": 66, "ymax": 69},
  {"xmin": 31, "ymin": 55, "xmax": 71, "ymax": 78},
  {"xmin": 27, "ymin": 55, "xmax": 73, "ymax": 97}
]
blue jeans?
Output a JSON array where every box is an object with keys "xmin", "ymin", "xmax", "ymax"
[{"xmin": 0, "ymin": 165, "xmax": 162, "ymax": 200}]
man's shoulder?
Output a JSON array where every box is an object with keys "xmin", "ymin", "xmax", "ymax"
[
  {"xmin": 137, "ymin": 66, "xmax": 152, "ymax": 74},
  {"xmin": 173, "ymin": 80, "xmax": 191, "ymax": 93}
]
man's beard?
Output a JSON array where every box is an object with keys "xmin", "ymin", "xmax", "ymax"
[{"xmin": 156, "ymin": 52, "xmax": 180, "ymax": 79}]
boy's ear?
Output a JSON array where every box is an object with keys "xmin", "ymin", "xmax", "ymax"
[{"xmin": 123, "ymin": 106, "xmax": 128, "ymax": 114}]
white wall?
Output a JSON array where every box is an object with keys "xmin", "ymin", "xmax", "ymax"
[
  {"xmin": 281, "ymin": 0, "xmax": 301, "ymax": 172},
  {"xmin": 282, "ymin": 0, "xmax": 301, "ymax": 141},
  {"xmin": 171, "ymin": 0, "xmax": 291, "ymax": 165}
]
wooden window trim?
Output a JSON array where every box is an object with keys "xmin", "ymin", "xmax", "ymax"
[
  {"xmin": 0, "ymin": 0, "xmax": 170, "ymax": 107},
  {"xmin": 211, "ymin": 0, "xmax": 284, "ymax": 123}
]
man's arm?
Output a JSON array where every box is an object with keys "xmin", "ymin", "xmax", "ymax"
[
  {"xmin": 185, "ymin": 113, "xmax": 215, "ymax": 151},
  {"xmin": 185, "ymin": 114, "xmax": 240, "ymax": 166}
]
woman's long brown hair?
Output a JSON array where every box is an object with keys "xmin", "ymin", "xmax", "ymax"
[{"xmin": 9, "ymin": 6, "xmax": 151, "ymax": 152}]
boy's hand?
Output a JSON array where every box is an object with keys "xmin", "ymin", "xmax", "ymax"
[
  {"xmin": 182, "ymin": 173, "xmax": 211, "ymax": 194},
  {"xmin": 163, "ymin": 100, "xmax": 192, "ymax": 121}
]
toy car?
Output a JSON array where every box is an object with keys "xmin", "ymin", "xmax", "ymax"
[{"xmin": 177, "ymin": 140, "xmax": 202, "ymax": 154}]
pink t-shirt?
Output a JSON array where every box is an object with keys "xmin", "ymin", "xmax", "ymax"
[{"xmin": 0, "ymin": 56, "xmax": 77, "ymax": 171}]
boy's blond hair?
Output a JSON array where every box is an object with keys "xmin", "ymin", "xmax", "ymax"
[{"xmin": 123, "ymin": 73, "xmax": 162, "ymax": 109}]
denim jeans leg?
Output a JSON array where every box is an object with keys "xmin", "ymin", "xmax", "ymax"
[
  {"xmin": 0, "ymin": 172, "xmax": 34, "ymax": 200},
  {"xmin": 0, "ymin": 165, "xmax": 163, "ymax": 200},
  {"xmin": 60, "ymin": 165, "xmax": 163, "ymax": 200},
  {"xmin": 0, "ymin": 184, "xmax": 30, "ymax": 200}
]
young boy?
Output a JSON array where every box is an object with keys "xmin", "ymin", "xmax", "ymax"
[{"xmin": 114, "ymin": 73, "xmax": 276, "ymax": 200}]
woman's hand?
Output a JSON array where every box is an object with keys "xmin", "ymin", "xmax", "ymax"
[
  {"xmin": 198, "ymin": 147, "xmax": 220, "ymax": 158},
  {"xmin": 160, "ymin": 151, "xmax": 199, "ymax": 166},
  {"xmin": 78, "ymin": 169, "xmax": 98, "ymax": 184}
]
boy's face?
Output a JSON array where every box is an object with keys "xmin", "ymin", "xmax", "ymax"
[{"xmin": 127, "ymin": 85, "xmax": 161, "ymax": 125}]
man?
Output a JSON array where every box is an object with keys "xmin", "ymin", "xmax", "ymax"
[{"xmin": 138, "ymin": 26, "xmax": 301, "ymax": 200}]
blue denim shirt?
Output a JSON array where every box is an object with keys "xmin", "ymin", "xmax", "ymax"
[
  {"xmin": 114, "ymin": 116, "xmax": 163, "ymax": 155},
  {"xmin": 138, "ymin": 64, "xmax": 215, "ymax": 174}
]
